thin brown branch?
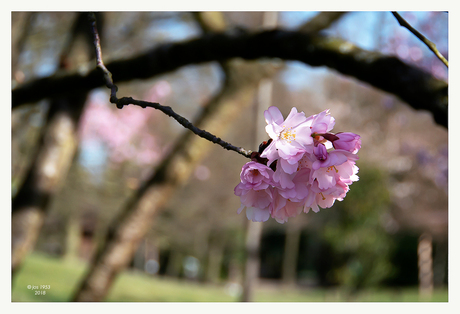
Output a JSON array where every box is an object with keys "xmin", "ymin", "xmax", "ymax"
[
  {"xmin": 116, "ymin": 97, "xmax": 253, "ymax": 158},
  {"xmin": 87, "ymin": 12, "xmax": 252, "ymax": 159},
  {"xmin": 87, "ymin": 13, "xmax": 117, "ymax": 99},
  {"xmin": 391, "ymin": 11, "xmax": 448, "ymax": 68}
]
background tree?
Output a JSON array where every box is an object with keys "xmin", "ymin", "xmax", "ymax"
[{"xmin": 12, "ymin": 12, "xmax": 104, "ymax": 275}]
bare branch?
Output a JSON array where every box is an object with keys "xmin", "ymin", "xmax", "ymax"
[
  {"xmin": 13, "ymin": 29, "xmax": 448, "ymax": 128},
  {"xmin": 298, "ymin": 12, "xmax": 347, "ymax": 33},
  {"xmin": 87, "ymin": 13, "xmax": 118, "ymax": 100},
  {"xmin": 391, "ymin": 11, "xmax": 448, "ymax": 68},
  {"xmin": 116, "ymin": 97, "xmax": 253, "ymax": 158},
  {"xmin": 87, "ymin": 12, "xmax": 253, "ymax": 159}
]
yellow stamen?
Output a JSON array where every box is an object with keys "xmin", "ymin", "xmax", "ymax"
[{"xmin": 280, "ymin": 127, "xmax": 296, "ymax": 143}]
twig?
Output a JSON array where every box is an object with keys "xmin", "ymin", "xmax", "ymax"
[
  {"xmin": 88, "ymin": 13, "xmax": 118, "ymax": 100},
  {"xmin": 391, "ymin": 11, "xmax": 448, "ymax": 68},
  {"xmin": 87, "ymin": 12, "xmax": 252, "ymax": 159}
]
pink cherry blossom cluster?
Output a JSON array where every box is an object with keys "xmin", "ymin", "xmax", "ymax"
[{"xmin": 234, "ymin": 106, "xmax": 361, "ymax": 224}]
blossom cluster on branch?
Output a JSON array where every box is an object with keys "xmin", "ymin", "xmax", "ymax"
[{"xmin": 234, "ymin": 106, "xmax": 361, "ymax": 223}]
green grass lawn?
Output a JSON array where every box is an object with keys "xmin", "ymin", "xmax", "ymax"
[{"xmin": 11, "ymin": 253, "xmax": 448, "ymax": 302}]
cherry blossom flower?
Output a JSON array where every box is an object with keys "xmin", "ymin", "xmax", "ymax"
[
  {"xmin": 303, "ymin": 180, "xmax": 349, "ymax": 213},
  {"xmin": 234, "ymin": 161, "xmax": 276, "ymax": 222},
  {"xmin": 313, "ymin": 143, "xmax": 328, "ymax": 161},
  {"xmin": 332, "ymin": 132, "xmax": 362, "ymax": 154},
  {"xmin": 236, "ymin": 161, "xmax": 274, "ymax": 190},
  {"xmin": 271, "ymin": 195, "xmax": 304, "ymax": 223},
  {"xmin": 261, "ymin": 106, "xmax": 313, "ymax": 172},
  {"xmin": 306, "ymin": 109, "xmax": 335, "ymax": 134},
  {"xmin": 234, "ymin": 106, "xmax": 360, "ymax": 223},
  {"xmin": 276, "ymin": 168, "xmax": 311, "ymax": 202}
]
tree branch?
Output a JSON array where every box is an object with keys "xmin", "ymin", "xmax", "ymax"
[
  {"xmin": 116, "ymin": 97, "xmax": 254, "ymax": 158},
  {"xmin": 391, "ymin": 11, "xmax": 448, "ymax": 68},
  {"xmin": 298, "ymin": 11, "xmax": 347, "ymax": 33},
  {"xmin": 88, "ymin": 12, "xmax": 253, "ymax": 159},
  {"xmin": 88, "ymin": 13, "xmax": 116, "ymax": 97},
  {"xmin": 13, "ymin": 29, "xmax": 448, "ymax": 128}
]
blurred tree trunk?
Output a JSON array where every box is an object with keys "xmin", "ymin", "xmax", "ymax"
[
  {"xmin": 433, "ymin": 238, "xmax": 447, "ymax": 287},
  {"xmin": 193, "ymin": 225, "xmax": 210, "ymax": 281},
  {"xmin": 281, "ymin": 223, "xmax": 302, "ymax": 286},
  {"xmin": 64, "ymin": 214, "xmax": 81, "ymax": 261},
  {"xmin": 11, "ymin": 12, "xmax": 100, "ymax": 277},
  {"xmin": 165, "ymin": 250, "xmax": 183, "ymax": 277},
  {"xmin": 240, "ymin": 11, "xmax": 278, "ymax": 303},
  {"xmin": 206, "ymin": 246, "xmax": 224, "ymax": 283},
  {"xmin": 418, "ymin": 233, "xmax": 434, "ymax": 299},
  {"xmin": 228, "ymin": 254, "xmax": 243, "ymax": 284},
  {"xmin": 206, "ymin": 233, "xmax": 226, "ymax": 283},
  {"xmin": 12, "ymin": 95, "xmax": 87, "ymax": 276},
  {"xmin": 241, "ymin": 220, "xmax": 263, "ymax": 302},
  {"xmin": 132, "ymin": 238, "xmax": 146, "ymax": 271},
  {"xmin": 240, "ymin": 77, "xmax": 271, "ymax": 302}
]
